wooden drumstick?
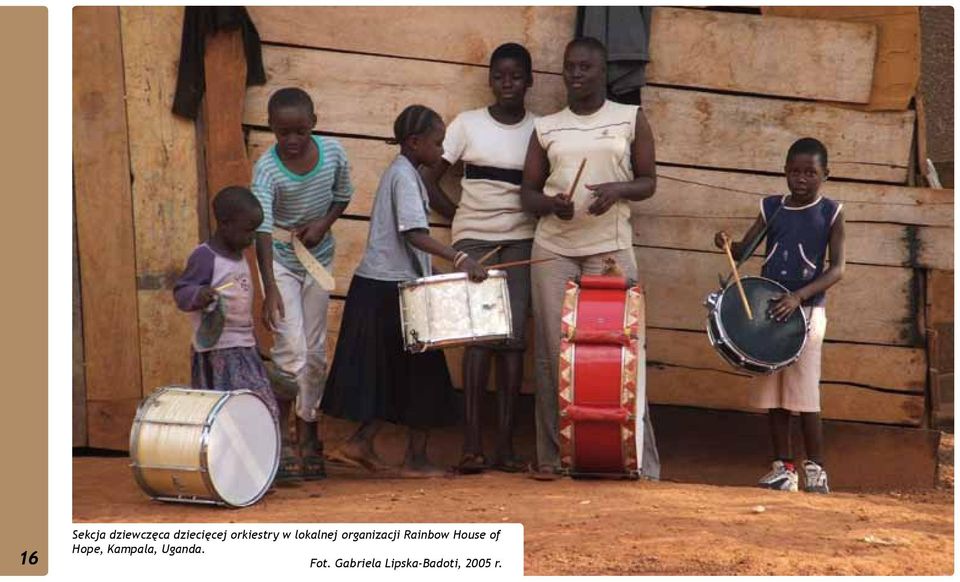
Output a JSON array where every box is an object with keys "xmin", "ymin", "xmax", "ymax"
[
  {"xmin": 562, "ymin": 158, "xmax": 587, "ymax": 201},
  {"xmin": 722, "ymin": 239, "xmax": 753, "ymax": 320},
  {"xmin": 485, "ymin": 257, "xmax": 558, "ymax": 270},
  {"xmin": 477, "ymin": 245, "xmax": 502, "ymax": 265}
]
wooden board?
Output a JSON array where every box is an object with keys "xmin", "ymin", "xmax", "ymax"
[
  {"xmin": 926, "ymin": 269, "xmax": 954, "ymax": 326},
  {"xmin": 248, "ymin": 6, "xmax": 576, "ymax": 74},
  {"xmin": 72, "ymin": 225, "xmax": 87, "ymax": 447},
  {"xmin": 86, "ymin": 399, "xmax": 141, "ymax": 451},
  {"xmin": 635, "ymin": 247, "xmax": 920, "ymax": 346},
  {"xmin": 649, "ymin": 367, "xmax": 924, "ymax": 425},
  {"xmin": 642, "ymin": 86, "xmax": 916, "ymax": 183},
  {"xmin": 632, "ymin": 215, "xmax": 953, "ymax": 270},
  {"xmin": 201, "ymin": 30, "xmax": 275, "ymax": 353},
  {"xmin": 763, "ymin": 7, "xmax": 920, "ymax": 111},
  {"xmin": 73, "ymin": 7, "xmax": 143, "ymax": 405},
  {"xmin": 120, "ymin": 7, "xmax": 200, "ymax": 393},
  {"xmin": 247, "ymin": 130, "xmax": 459, "ymax": 225},
  {"xmin": 244, "ymin": 46, "xmax": 566, "ymax": 138},
  {"xmin": 646, "ymin": 8, "xmax": 876, "ymax": 103},
  {"xmin": 647, "ymin": 328, "xmax": 926, "ymax": 393},
  {"xmin": 650, "ymin": 166, "xmax": 953, "ymax": 227}
]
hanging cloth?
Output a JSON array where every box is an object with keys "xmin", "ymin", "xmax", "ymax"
[
  {"xmin": 172, "ymin": 6, "xmax": 267, "ymax": 119},
  {"xmin": 577, "ymin": 6, "xmax": 654, "ymax": 103}
]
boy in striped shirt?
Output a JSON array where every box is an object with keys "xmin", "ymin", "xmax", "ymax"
[{"xmin": 253, "ymin": 87, "xmax": 354, "ymax": 480}]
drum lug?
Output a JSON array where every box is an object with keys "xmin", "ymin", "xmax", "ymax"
[{"xmin": 704, "ymin": 292, "xmax": 719, "ymax": 309}]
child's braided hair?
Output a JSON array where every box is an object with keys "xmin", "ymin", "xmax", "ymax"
[{"xmin": 388, "ymin": 104, "xmax": 442, "ymax": 146}]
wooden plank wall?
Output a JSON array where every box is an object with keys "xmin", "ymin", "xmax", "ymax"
[
  {"xmin": 74, "ymin": 7, "xmax": 144, "ymax": 449},
  {"xmin": 73, "ymin": 7, "xmax": 198, "ymax": 449},
  {"xmin": 73, "ymin": 7, "xmax": 953, "ymax": 446},
  {"xmin": 240, "ymin": 6, "xmax": 952, "ymax": 430}
]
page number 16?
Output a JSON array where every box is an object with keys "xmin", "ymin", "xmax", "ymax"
[{"xmin": 20, "ymin": 551, "xmax": 38, "ymax": 565}]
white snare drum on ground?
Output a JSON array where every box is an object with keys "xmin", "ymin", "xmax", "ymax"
[
  {"xmin": 129, "ymin": 387, "xmax": 280, "ymax": 507},
  {"xmin": 398, "ymin": 270, "xmax": 512, "ymax": 352}
]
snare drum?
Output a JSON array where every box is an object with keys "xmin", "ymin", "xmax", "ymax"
[
  {"xmin": 129, "ymin": 387, "xmax": 280, "ymax": 507},
  {"xmin": 705, "ymin": 276, "xmax": 808, "ymax": 374},
  {"xmin": 398, "ymin": 270, "xmax": 512, "ymax": 352}
]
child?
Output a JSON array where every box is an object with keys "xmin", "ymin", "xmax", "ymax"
[
  {"xmin": 252, "ymin": 87, "xmax": 354, "ymax": 480},
  {"xmin": 173, "ymin": 186, "xmax": 280, "ymax": 421},
  {"xmin": 715, "ymin": 137, "xmax": 846, "ymax": 494},
  {"xmin": 322, "ymin": 105, "xmax": 488, "ymax": 478},
  {"xmin": 420, "ymin": 43, "xmax": 537, "ymax": 474}
]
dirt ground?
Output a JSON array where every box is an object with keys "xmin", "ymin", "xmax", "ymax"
[{"xmin": 74, "ymin": 433, "xmax": 953, "ymax": 576}]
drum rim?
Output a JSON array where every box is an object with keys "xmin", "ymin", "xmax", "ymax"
[
  {"xmin": 397, "ymin": 269, "xmax": 507, "ymax": 288},
  {"xmin": 204, "ymin": 390, "xmax": 281, "ymax": 507},
  {"xmin": 710, "ymin": 276, "xmax": 809, "ymax": 371}
]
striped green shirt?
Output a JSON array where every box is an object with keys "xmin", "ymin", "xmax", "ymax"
[{"xmin": 252, "ymin": 135, "xmax": 354, "ymax": 274}]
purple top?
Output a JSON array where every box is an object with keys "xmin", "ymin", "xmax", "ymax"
[{"xmin": 173, "ymin": 243, "xmax": 256, "ymax": 352}]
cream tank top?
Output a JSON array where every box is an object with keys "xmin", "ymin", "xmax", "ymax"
[{"xmin": 533, "ymin": 100, "xmax": 638, "ymax": 257}]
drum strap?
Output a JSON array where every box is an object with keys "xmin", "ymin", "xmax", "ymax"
[{"xmin": 721, "ymin": 199, "xmax": 785, "ymax": 287}]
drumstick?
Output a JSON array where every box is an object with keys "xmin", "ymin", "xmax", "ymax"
[
  {"xmin": 562, "ymin": 158, "xmax": 587, "ymax": 201},
  {"xmin": 485, "ymin": 257, "xmax": 558, "ymax": 270},
  {"xmin": 477, "ymin": 245, "xmax": 502, "ymax": 265},
  {"xmin": 214, "ymin": 281, "xmax": 236, "ymax": 292},
  {"xmin": 722, "ymin": 239, "xmax": 753, "ymax": 320}
]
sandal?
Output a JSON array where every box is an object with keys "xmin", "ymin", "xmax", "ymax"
[
  {"xmin": 454, "ymin": 453, "xmax": 487, "ymax": 475},
  {"xmin": 529, "ymin": 464, "xmax": 562, "ymax": 481},
  {"xmin": 276, "ymin": 445, "xmax": 302, "ymax": 482},
  {"xmin": 491, "ymin": 455, "xmax": 526, "ymax": 473},
  {"xmin": 300, "ymin": 453, "xmax": 327, "ymax": 481}
]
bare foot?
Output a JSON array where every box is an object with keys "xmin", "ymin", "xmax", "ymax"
[
  {"xmin": 399, "ymin": 461, "xmax": 448, "ymax": 479},
  {"xmin": 329, "ymin": 442, "xmax": 390, "ymax": 472}
]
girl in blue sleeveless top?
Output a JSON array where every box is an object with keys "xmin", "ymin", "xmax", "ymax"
[{"xmin": 715, "ymin": 138, "xmax": 846, "ymax": 494}]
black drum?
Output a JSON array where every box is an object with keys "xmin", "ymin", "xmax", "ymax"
[{"xmin": 704, "ymin": 276, "xmax": 808, "ymax": 375}]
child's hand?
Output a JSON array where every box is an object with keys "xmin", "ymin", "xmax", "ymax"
[
  {"xmin": 768, "ymin": 292, "xmax": 802, "ymax": 322},
  {"xmin": 196, "ymin": 286, "xmax": 218, "ymax": 307},
  {"xmin": 458, "ymin": 256, "xmax": 488, "ymax": 283},
  {"xmin": 262, "ymin": 285, "xmax": 285, "ymax": 332},
  {"xmin": 295, "ymin": 220, "xmax": 329, "ymax": 249},
  {"xmin": 714, "ymin": 231, "xmax": 731, "ymax": 249},
  {"xmin": 552, "ymin": 194, "xmax": 575, "ymax": 220},
  {"xmin": 586, "ymin": 183, "xmax": 620, "ymax": 216}
]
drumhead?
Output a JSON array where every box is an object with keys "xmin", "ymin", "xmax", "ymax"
[
  {"xmin": 206, "ymin": 392, "xmax": 279, "ymax": 507},
  {"xmin": 717, "ymin": 277, "xmax": 806, "ymax": 366}
]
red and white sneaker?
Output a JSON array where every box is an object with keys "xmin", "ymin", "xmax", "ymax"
[{"xmin": 757, "ymin": 460, "xmax": 799, "ymax": 492}]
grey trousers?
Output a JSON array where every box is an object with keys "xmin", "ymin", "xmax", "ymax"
[{"xmin": 530, "ymin": 242, "xmax": 661, "ymax": 479}]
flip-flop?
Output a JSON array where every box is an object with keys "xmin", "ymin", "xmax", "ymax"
[
  {"xmin": 529, "ymin": 465, "xmax": 562, "ymax": 481},
  {"xmin": 399, "ymin": 466, "xmax": 449, "ymax": 479},
  {"xmin": 301, "ymin": 454, "xmax": 327, "ymax": 481},
  {"xmin": 454, "ymin": 454, "xmax": 487, "ymax": 475},
  {"xmin": 276, "ymin": 448, "xmax": 302, "ymax": 482},
  {"xmin": 491, "ymin": 456, "xmax": 526, "ymax": 473}
]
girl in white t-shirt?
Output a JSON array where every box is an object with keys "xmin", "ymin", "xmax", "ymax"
[{"xmin": 421, "ymin": 43, "xmax": 538, "ymax": 474}]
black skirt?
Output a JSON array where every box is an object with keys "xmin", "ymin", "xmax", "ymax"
[{"xmin": 322, "ymin": 275, "xmax": 457, "ymax": 428}]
